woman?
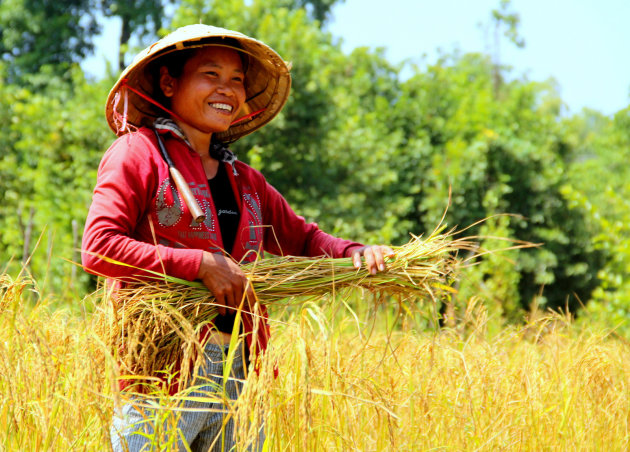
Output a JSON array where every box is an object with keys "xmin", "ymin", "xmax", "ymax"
[{"xmin": 82, "ymin": 24, "xmax": 392, "ymax": 451}]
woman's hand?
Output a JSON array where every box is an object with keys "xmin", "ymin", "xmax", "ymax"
[
  {"xmin": 351, "ymin": 245, "xmax": 395, "ymax": 275},
  {"xmin": 197, "ymin": 251, "xmax": 254, "ymax": 315}
]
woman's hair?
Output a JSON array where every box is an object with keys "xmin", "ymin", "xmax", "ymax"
[{"xmin": 156, "ymin": 48, "xmax": 198, "ymax": 79}]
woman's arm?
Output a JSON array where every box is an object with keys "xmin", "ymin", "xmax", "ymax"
[
  {"xmin": 81, "ymin": 134, "xmax": 202, "ymax": 282},
  {"xmin": 261, "ymin": 180, "xmax": 394, "ymax": 272}
]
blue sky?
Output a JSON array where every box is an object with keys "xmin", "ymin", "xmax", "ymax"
[
  {"xmin": 84, "ymin": 0, "xmax": 629, "ymax": 116},
  {"xmin": 327, "ymin": 0, "xmax": 630, "ymax": 116}
]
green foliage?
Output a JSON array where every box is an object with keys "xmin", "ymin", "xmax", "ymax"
[
  {"xmin": 291, "ymin": 0, "xmax": 344, "ymax": 23},
  {"xmin": 566, "ymin": 107, "xmax": 630, "ymax": 336},
  {"xmin": 0, "ymin": 0, "xmax": 99, "ymax": 84},
  {"xmin": 490, "ymin": 0, "xmax": 525, "ymax": 49},
  {"xmin": 387, "ymin": 52, "xmax": 604, "ymax": 315},
  {"xmin": 0, "ymin": 0, "xmax": 625, "ymax": 330},
  {"xmin": 168, "ymin": 0, "xmax": 606, "ymax": 317},
  {"xmin": 0, "ymin": 69, "xmax": 113, "ymax": 295},
  {"xmin": 101, "ymin": 0, "xmax": 173, "ymax": 70}
]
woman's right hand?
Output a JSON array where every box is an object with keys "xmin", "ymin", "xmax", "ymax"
[{"xmin": 197, "ymin": 251, "xmax": 254, "ymax": 315}]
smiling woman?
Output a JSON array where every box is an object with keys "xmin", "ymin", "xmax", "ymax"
[
  {"xmin": 159, "ymin": 46, "xmax": 248, "ymax": 177},
  {"xmin": 81, "ymin": 24, "xmax": 394, "ymax": 452}
]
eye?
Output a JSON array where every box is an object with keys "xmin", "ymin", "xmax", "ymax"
[
  {"xmin": 204, "ymin": 71, "xmax": 219, "ymax": 77},
  {"xmin": 232, "ymin": 76, "xmax": 244, "ymax": 83}
]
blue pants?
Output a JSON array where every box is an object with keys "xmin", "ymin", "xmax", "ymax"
[{"xmin": 110, "ymin": 342, "xmax": 263, "ymax": 451}]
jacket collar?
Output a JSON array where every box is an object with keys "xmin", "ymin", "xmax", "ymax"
[{"xmin": 153, "ymin": 117, "xmax": 239, "ymax": 175}]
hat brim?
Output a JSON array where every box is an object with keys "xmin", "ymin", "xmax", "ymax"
[{"xmin": 105, "ymin": 24, "xmax": 291, "ymax": 143}]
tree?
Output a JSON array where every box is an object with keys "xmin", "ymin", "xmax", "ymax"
[
  {"xmin": 293, "ymin": 0, "xmax": 344, "ymax": 23},
  {"xmin": 168, "ymin": 0, "xmax": 604, "ymax": 319},
  {"xmin": 100, "ymin": 0, "xmax": 173, "ymax": 71},
  {"xmin": 389, "ymin": 52, "xmax": 604, "ymax": 318},
  {"xmin": 479, "ymin": 0, "xmax": 525, "ymax": 97},
  {"xmin": 0, "ymin": 69, "xmax": 112, "ymax": 295},
  {"xmin": 0, "ymin": 0, "xmax": 614, "ymax": 321},
  {"xmin": 0, "ymin": 0, "xmax": 99, "ymax": 84},
  {"xmin": 565, "ymin": 106, "xmax": 630, "ymax": 335}
]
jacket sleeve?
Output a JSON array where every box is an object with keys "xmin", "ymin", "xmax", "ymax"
[
  {"xmin": 261, "ymin": 180, "xmax": 363, "ymax": 258},
  {"xmin": 81, "ymin": 134, "xmax": 203, "ymax": 282}
]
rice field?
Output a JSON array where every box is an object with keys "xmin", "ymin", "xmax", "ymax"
[{"xmin": 1, "ymin": 272, "xmax": 629, "ymax": 451}]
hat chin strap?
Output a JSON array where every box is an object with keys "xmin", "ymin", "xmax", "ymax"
[
  {"xmin": 230, "ymin": 108, "xmax": 266, "ymax": 125},
  {"xmin": 116, "ymin": 79, "xmax": 266, "ymax": 135}
]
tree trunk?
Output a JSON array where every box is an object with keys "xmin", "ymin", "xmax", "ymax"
[
  {"xmin": 17, "ymin": 205, "xmax": 35, "ymax": 269},
  {"xmin": 119, "ymin": 16, "xmax": 131, "ymax": 71}
]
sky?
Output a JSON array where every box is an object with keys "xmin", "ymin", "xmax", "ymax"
[
  {"xmin": 83, "ymin": 0, "xmax": 630, "ymax": 116},
  {"xmin": 327, "ymin": 0, "xmax": 630, "ymax": 116}
]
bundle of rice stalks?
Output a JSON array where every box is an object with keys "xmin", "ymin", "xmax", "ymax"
[{"xmin": 96, "ymin": 228, "xmax": 476, "ymax": 391}]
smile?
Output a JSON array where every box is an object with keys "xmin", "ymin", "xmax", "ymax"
[{"xmin": 209, "ymin": 102, "xmax": 233, "ymax": 112}]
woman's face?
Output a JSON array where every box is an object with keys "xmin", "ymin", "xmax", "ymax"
[{"xmin": 160, "ymin": 46, "xmax": 247, "ymax": 134}]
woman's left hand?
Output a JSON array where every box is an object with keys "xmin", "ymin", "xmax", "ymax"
[{"xmin": 351, "ymin": 245, "xmax": 395, "ymax": 275}]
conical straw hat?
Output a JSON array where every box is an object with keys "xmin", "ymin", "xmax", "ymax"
[{"xmin": 105, "ymin": 24, "xmax": 291, "ymax": 143}]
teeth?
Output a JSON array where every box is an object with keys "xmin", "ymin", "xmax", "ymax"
[{"xmin": 210, "ymin": 103, "xmax": 233, "ymax": 112}]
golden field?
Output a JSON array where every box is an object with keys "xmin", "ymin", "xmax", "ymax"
[{"xmin": 1, "ymin": 274, "xmax": 629, "ymax": 451}]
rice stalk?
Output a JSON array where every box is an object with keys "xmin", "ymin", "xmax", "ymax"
[{"xmin": 96, "ymin": 228, "xmax": 476, "ymax": 390}]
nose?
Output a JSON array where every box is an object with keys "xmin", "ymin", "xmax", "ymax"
[{"xmin": 215, "ymin": 77, "xmax": 236, "ymax": 97}]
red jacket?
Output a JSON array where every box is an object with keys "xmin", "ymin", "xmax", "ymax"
[{"xmin": 82, "ymin": 127, "xmax": 362, "ymax": 359}]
